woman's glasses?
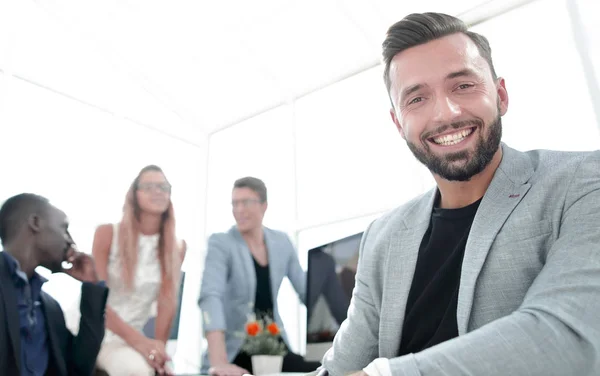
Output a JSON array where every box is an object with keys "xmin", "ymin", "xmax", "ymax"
[{"xmin": 137, "ymin": 182, "xmax": 172, "ymax": 193}]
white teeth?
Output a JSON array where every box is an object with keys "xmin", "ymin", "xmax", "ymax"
[{"xmin": 432, "ymin": 128, "xmax": 473, "ymax": 146}]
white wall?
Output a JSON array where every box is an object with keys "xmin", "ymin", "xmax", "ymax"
[{"xmin": 472, "ymin": 0, "xmax": 600, "ymax": 151}]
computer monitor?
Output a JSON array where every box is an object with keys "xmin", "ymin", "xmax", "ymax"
[{"xmin": 306, "ymin": 232, "xmax": 363, "ymax": 347}]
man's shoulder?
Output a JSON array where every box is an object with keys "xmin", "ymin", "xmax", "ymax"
[
  {"xmin": 208, "ymin": 227, "xmax": 293, "ymax": 246},
  {"xmin": 263, "ymin": 226, "xmax": 290, "ymax": 241},
  {"xmin": 209, "ymin": 225, "xmax": 242, "ymax": 238},
  {"xmin": 524, "ymin": 148, "xmax": 597, "ymax": 176},
  {"xmin": 263, "ymin": 226, "xmax": 288, "ymax": 237},
  {"xmin": 207, "ymin": 231, "xmax": 227, "ymax": 241},
  {"xmin": 532, "ymin": 149, "xmax": 600, "ymax": 202},
  {"xmin": 207, "ymin": 229, "xmax": 237, "ymax": 250},
  {"xmin": 263, "ymin": 227, "xmax": 295, "ymax": 249}
]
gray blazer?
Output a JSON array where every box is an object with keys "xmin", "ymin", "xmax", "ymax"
[
  {"xmin": 199, "ymin": 226, "xmax": 305, "ymax": 372},
  {"xmin": 322, "ymin": 144, "xmax": 600, "ymax": 376}
]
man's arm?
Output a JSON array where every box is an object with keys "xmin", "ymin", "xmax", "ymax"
[
  {"xmin": 285, "ymin": 236, "xmax": 307, "ymax": 305},
  {"xmin": 206, "ymin": 331, "xmax": 229, "ymax": 367},
  {"xmin": 322, "ymin": 221, "xmax": 381, "ymax": 375},
  {"xmin": 68, "ymin": 282, "xmax": 108, "ymax": 375},
  {"xmin": 198, "ymin": 235, "xmax": 230, "ymax": 367},
  {"xmin": 381, "ymin": 152, "xmax": 600, "ymax": 376}
]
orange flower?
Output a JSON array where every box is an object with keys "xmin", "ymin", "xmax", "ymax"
[
  {"xmin": 246, "ymin": 322, "xmax": 260, "ymax": 336},
  {"xmin": 267, "ymin": 322, "xmax": 279, "ymax": 335}
]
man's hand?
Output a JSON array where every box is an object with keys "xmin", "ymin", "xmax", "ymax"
[
  {"xmin": 62, "ymin": 248, "xmax": 99, "ymax": 283},
  {"xmin": 208, "ymin": 363, "xmax": 249, "ymax": 376}
]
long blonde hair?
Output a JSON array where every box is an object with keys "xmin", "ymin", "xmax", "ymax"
[{"xmin": 118, "ymin": 165, "xmax": 179, "ymax": 300}]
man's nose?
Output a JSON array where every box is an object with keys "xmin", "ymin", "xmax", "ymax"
[
  {"xmin": 64, "ymin": 231, "xmax": 75, "ymax": 247},
  {"xmin": 432, "ymin": 95, "xmax": 462, "ymax": 123}
]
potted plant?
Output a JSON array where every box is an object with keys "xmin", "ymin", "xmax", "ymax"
[{"xmin": 241, "ymin": 314, "xmax": 288, "ymax": 376}]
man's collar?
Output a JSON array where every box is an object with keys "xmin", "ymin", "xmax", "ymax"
[
  {"xmin": 497, "ymin": 143, "xmax": 534, "ymax": 186},
  {"xmin": 1, "ymin": 250, "xmax": 48, "ymax": 285}
]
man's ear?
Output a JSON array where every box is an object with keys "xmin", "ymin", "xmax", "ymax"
[
  {"xmin": 496, "ymin": 77, "xmax": 509, "ymax": 116},
  {"xmin": 390, "ymin": 108, "xmax": 406, "ymax": 140},
  {"xmin": 27, "ymin": 214, "xmax": 42, "ymax": 234}
]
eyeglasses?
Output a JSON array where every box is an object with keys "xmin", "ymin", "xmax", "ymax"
[
  {"xmin": 138, "ymin": 182, "xmax": 172, "ymax": 193},
  {"xmin": 232, "ymin": 199, "xmax": 261, "ymax": 208}
]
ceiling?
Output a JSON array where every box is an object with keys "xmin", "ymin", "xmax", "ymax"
[{"xmin": 2, "ymin": 0, "xmax": 505, "ymax": 140}]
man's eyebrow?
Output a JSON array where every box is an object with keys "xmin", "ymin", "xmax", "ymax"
[
  {"xmin": 398, "ymin": 69, "xmax": 478, "ymax": 102},
  {"xmin": 446, "ymin": 68, "xmax": 477, "ymax": 80},
  {"xmin": 400, "ymin": 84, "xmax": 424, "ymax": 100}
]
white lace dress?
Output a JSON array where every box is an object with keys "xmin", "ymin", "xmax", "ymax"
[{"xmin": 103, "ymin": 223, "xmax": 162, "ymax": 345}]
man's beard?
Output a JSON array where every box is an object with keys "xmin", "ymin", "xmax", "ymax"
[{"xmin": 406, "ymin": 115, "xmax": 502, "ymax": 182}]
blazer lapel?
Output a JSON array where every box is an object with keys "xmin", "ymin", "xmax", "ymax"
[
  {"xmin": 230, "ymin": 227, "xmax": 256, "ymax": 313},
  {"xmin": 379, "ymin": 190, "xmax": 437, "ymax": 358},
  {"xmin": 457, "ymin": 144, "xmax": 533, "ymax": 334},
  {"xmin": 263, "ymin": 229, "xmax": 281, "ymax": 313},
  {"xmin": 41, "ymin": 293, "xmax": 67, "ymax": 376},
  {"xmin": 0, "ymin": 255, "xmax": 21, "ymax": 374}
]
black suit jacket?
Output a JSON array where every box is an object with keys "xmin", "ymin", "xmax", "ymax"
[{"xmin": 0, "ymin": 255, "xmax": 108, "ymax": 376}]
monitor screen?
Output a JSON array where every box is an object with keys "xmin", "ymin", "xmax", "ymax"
[{"xmin": 306, "ymin": 232, "xmax": 363, "ymax": 344}]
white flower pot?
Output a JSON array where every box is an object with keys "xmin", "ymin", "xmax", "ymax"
[{"xmin": 251, "ymin": 354, "xmax": 284, "ymax": 376}]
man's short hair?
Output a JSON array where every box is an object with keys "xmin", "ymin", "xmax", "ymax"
[
  {"xmin": 233, "ymin": 177, "xmax": 267, "ymax": 203},
  {"xmin": 382, "ymin": 12, "xmax": 497, "ymax": 96},
  {"xmin": 0, "ymin": 193, "xmax": 50, "ymax": 245}
]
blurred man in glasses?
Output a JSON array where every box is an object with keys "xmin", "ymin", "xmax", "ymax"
[{"xmin": 199, "ymin": 177, "xmax": 320, "ymax": 376}]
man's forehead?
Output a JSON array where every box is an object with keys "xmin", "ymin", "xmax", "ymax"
[
  {"xmin": 389, "ymin": 33, "xmax": 485, "ymax": 91},
  {"xmin": 232, "ymin": 187, "xmax": 259, "ymax": 199},
  {"xmin": 47, "ymin": 205, "xmax": 68, "ymax": 223}
]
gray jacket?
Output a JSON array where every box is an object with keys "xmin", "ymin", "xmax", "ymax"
[
  {"xmin": 322, "ymin": 144, "xmax": 600, "ymax": 376},
  {"xmin": 199, "ymin": 226, "xmax": 305, "ymax": 372}
]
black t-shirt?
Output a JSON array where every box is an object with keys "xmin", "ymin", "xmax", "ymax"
[
  {"xmin": 253, "ymin": 257, "xmax": 274, "ymax": 317},
  {"xmin": 250, "ymin": 257, "xmax": 288, "ymax": 350},
  {"xmin": 398, "ymin": 197, "xmax": 481, "ymax": 356}
]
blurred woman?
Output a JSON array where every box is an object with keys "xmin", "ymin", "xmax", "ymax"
[{"xmin": 92, "ymin": 165, "xmax": 186, "ymax": 376}]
